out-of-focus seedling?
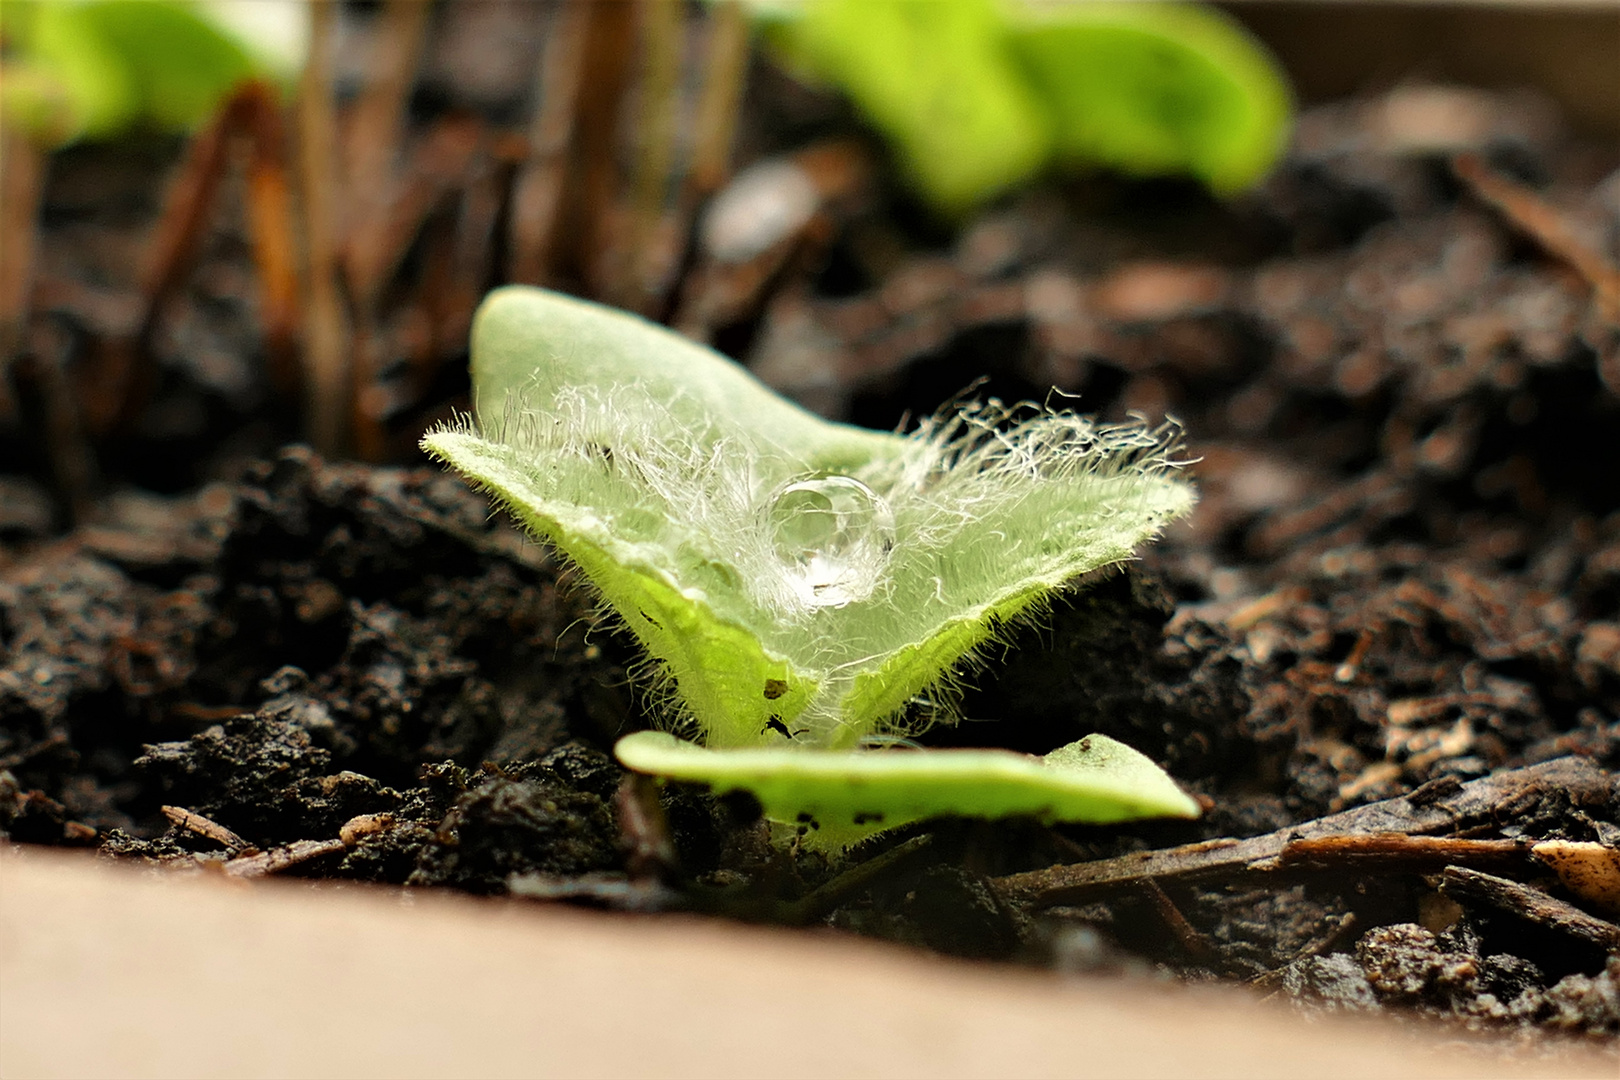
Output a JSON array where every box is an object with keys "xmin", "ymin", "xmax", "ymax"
[
  {"xmin": 1008, "ymin": 2, "xmax": 1292, "ymax": 195},
  {"xmin": 759, "ymin": 0, "xmax": 1051, "ymax": 216},
  {"xmin": 424, "ymin": 286, "xmax": 1198, "ymax": 846},
  {"xmin": 0, "ymin": 0, "xmax": 299, "ymax": 144},
  {"xmin": 753, "ymin": 0, "xmax": 1292, "ymax": 211}
]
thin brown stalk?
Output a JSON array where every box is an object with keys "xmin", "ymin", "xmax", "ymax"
[
  {"xmin": 507, "ymin": 1, "xmax": 591, "ymax": 286},
  {"xmin": 567, "ymin": 1, "xmax": 638, "ymax": 295},
  {"xmin": 425, "ymin": 138, "xmax": 512, "ymax": 375},
  {"xmin": 297, "ymin": 0, "xmax": 352, "ymax": 457},
  {"xmin": 99, "ymin": 90, "xmax": 247, "ymax": 435},
  {"xmin": 241, "ymin": 85, "xmax": 302, "ymax": 400},
  {"xmin": 0, "ymin": 121, "xmax": 45, "ymax": 397},
  {"xmin": 345, "ymin": 113, "xmax": 484, "ymax": 314},
  {"xmin": 342, "ymin": 0, "xmax": 432, "ymax": 210},
  {"xmin": 0, "ymin": 121, "xmax": 94, "ymax": 511},
  {"xmin": 345, "ymin": 113, "xmax": 484, "ymax": 462},
  {"xmin": 620, "ymin": 0, "xmax": 684, "ymax": 312},
  {"xmin": 685, "ymin": 1, "xmax": 751, "ymax": 203},
  {"xmin": 1454, "ymin": 152, "xmax": 1620, "ymax": 324}
]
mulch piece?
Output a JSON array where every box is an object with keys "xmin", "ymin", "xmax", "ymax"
[{"xmin": 3, "ymin": 19, "xmax": 1618, "ymax": 1048}]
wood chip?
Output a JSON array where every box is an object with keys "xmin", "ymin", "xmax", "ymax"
[
  {"xmin": 339, "ymin": 813, "xmax": 398, "ymax": 847},
  {"xmin": 1531, "ymin": 840, "xmax": 1620, "ymax": 917},
  {"xmin": 222, "ymin": 839, "xmax": 345, "ymax": 880},
  {"xmin": 162, "ymin": 805, "xmax": 248, "ymax": 851},
  {"xmin": 1277, "ymin": 834, "xmax": 1529, "ymax": 872},
  {"xmin": 1453, "ymin": 152, "xmax": 1620, "ymax": 324},
  {"xmin": 1439, "ymin": 865, "xmax": 1620, "ymax": 950}
]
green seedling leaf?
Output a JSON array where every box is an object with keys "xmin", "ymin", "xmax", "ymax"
[
  {"xmin": 1005, "ymin": 2, "xmax": 1292, "ymax": 194},
  {"xmin": 424, "ymin": 286, "xmax": 1197, "ymax": 839},
  {"xmin": 1, "ymin": 0, "xmax": 285, "ymax": 144},
  {"xmin": 425, "ymin": 285, "xmax": 1193, "ymax": 747},
  {"xmin": 764, "ymin": 0, "xmax": 1052, "ymax": 214},
  {"xmin": 752, "ymin": 0, "xmax": 1292, "ymax": 208},
  {"xmin": 617, "ymin": 730, "xmax": 1200, "ymax": 849}
]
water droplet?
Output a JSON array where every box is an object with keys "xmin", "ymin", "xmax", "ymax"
[{"xmin": 766, "ymin": 476, "xmax": 895, "ymax": 608}]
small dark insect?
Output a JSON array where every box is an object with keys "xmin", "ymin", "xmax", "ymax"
[
  {"xmin": 763, "ymin": 716, "xmax": 796, "ymax": 739},
  {"xmin": 763, "ymin": 678, "xmax": 788, "ymax": 700}
]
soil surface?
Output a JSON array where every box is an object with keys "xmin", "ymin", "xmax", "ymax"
[{"xmin": 3, "ymin": 4, "xmax": 1618, "ymax": 1050}]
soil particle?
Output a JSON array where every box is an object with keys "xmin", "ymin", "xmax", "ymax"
[
  {"xmin": 1286, "ymin": 920, "xmax": 1620, "ymax": 1039},
  {"xmin": 1279, "ymin": 952, "xmax": 1380, "ymax": 1014},
  {"xmin": 1357, "ymin": 924, "xmax": 1482, "ymax": 1005},
  {"xmin": 951, "ymin": 570, "xmax": 1254, "ymax": 789},
  {"xmin": 829, "ymin": 862, "xmax": 1021, "ymax": 961},
  {"xmin": 407, "ymin": 771, "xmax": 620, "ymax": 895},
  {"xmin": 1537, "ymin": 958, "xmax": 1620, "ymax": 1036},
  {"xmin": 1, "ymin": 446, "xmax": 638, "ymax": 888},
  {"xmin": 1198, "ymin": 885, "xmax": 1354, "ymax": 978}
]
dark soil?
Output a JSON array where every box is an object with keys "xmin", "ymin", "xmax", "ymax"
[{"xmin": 3, "ymin": 6, "xmax": 1619, "ymax": 1050}]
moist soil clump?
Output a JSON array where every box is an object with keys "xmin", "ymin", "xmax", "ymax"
[{"xmin": 4, "ymin": 35, "xmax": 1619, "ymax": 1051}]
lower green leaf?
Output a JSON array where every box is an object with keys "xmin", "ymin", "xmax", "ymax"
[{"xmin": 615, "ymin": 729, "xmax": 1200, "ymax": 850}]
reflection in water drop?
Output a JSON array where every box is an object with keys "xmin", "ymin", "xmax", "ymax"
[{"xmin": 766, "ymin": 476, "xmax": 895, "ymax": 608}]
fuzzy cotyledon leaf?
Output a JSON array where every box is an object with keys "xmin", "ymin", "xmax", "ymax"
[
  {"xmin": 423, "ymin": 285, "xmax": 1197, "ymax": 838},
  {"xmin": 617, "ymin": 730, "xmax": 1200, "ymax": 849}
]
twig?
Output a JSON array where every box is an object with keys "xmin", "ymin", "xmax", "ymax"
[
  {"xmin": 296, "ymin": 0, "xmax": 351, "ymax": 457},
  {"xmin": 0, "ymin": 732, "xmax": 70, "ymax": 772},
  {"xmin": 1439, "ymin": 865, "xmax": 1620, "ymax": 951},
  {"xmin": 1453, "ymin": 153, "xmax": 1620, "ymax": 324},
  {"xmin": 1141, "ymin": 877, "xmax": 1217, "ymax": 963},
  {"xmin": 1251, "ymin": 912, "xmax": 1358, "ymax": 990},
  {"xmin": 1221, "ymin": 586, "xmax": 1309, "ymax": 632},
  {"xmin": 347, "ymin": 115, "xmax": 485, "ymax": 461},
  {"xmin": 339, "ymin": 813, "xmax": 397, "ymax": 845},
  {"xmin": 424, "ymin": 134, "xmax": 517, "ymax": 370},
  {"xmin": 9, "ymin": 353, "xmax": 99, "ymax": 527},
  {"xmin": 162, "ymin": 805, "xmax": 249, "ymax": 852},
  {"xmin": 90, "ymin": 86, "xmax": 255, "ymax": 435},
  {"xmin": 1276, "ymin": 834, "xmax": 1531, "ymax": 872},
  {"xmin": 344, "ymin": 113, "xmax": 485, "ymax": 316},
  {"xmin": 991, "ymin": 756, "xmax": 1613, "ymax": 908},
  {"xmin": 222, "ymin": 838, "xmax": 345, "ymax": 879}
]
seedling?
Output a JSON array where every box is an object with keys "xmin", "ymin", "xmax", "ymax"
[
  {"xmin": 424, "ymin": 287, "xmax": 1199, "ymax": 845},
  {"xmin": 0, "ymin": 0, "xmax": 297, "ymax": 144},
  {"xmin": 754, "ymin": 0, "xmax": 1293, "ymax": 211}
]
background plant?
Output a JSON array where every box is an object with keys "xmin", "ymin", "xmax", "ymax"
[
  {"xmin": 755, "ymin": 0, "xmax": 1294, "ymax": 212},
  {"xmin": 0, "ymin": 0, "xmax": 299, "ymax": 144}
]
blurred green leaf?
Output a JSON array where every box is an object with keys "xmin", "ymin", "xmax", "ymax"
[
  {"xmin": 2, "ymin": 0, "xmax": 265, "ymax": 144},
  {"xmin": 776, "ymin": 0, "xmax": 1052, "ymax": 214},
  {"xmin": 1007, "ymin": 2, "xmax": 1292, "ymax": 194},
  {"xmin": 757, "ymin": 0, "xmax": 1293, "ymax": 209},
  {"xmin": 617, "ymin": 730, "xmax": 1200, "ymax": 850}
]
